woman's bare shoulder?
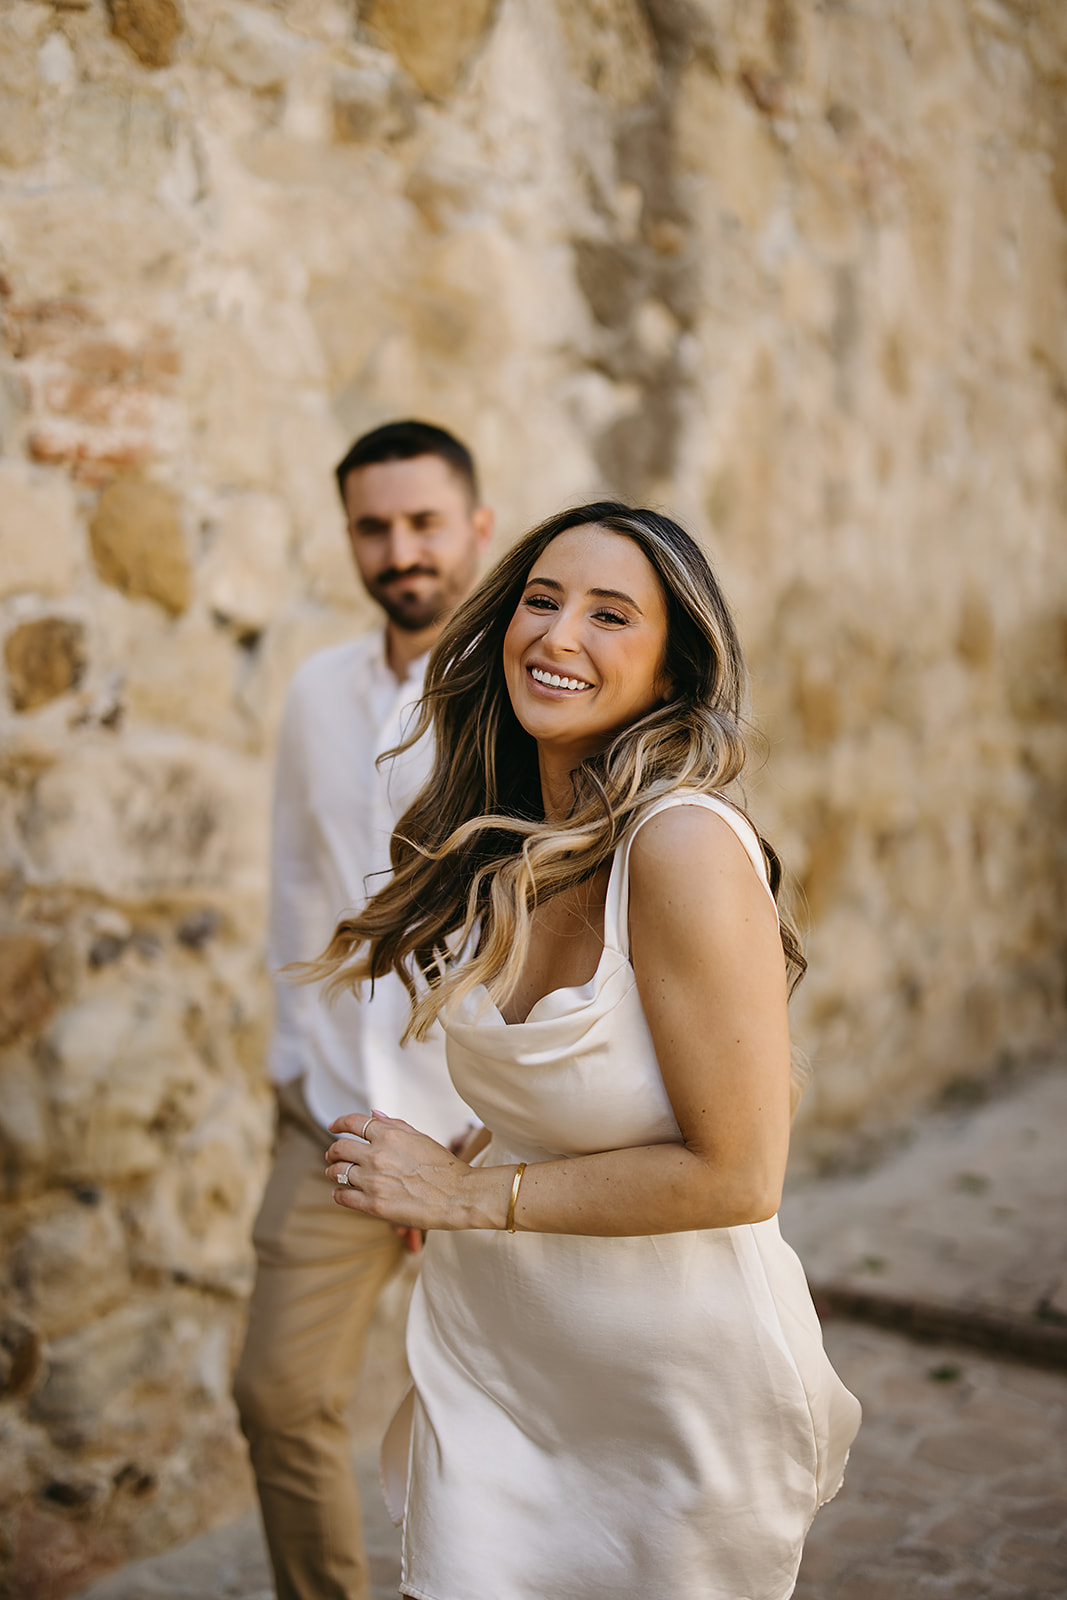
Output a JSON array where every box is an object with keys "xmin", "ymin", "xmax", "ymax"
[
  {"xmin": 628, "ymin": 800, "xmax": 752, "ymax": 863},
  {"xmin": 627, "ymin": 803, "xmax": 771, "ymax": 916}
]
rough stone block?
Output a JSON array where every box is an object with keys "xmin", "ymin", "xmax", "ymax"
[
  {"xmin": 0, "ymin": 92, "xmax": 43, "ymax": 169},
  {"xmin": 45, "ymin": 987, "xmax": 208, "ymax": 1182},
  {"xmin": 203, "ymin": 4, "xmax": 298, "ymax": 92},
  {"xmin": 151, "ymin": 652, "xmax": 243, "ymax": 752},
  {"xmin": 59, "ymin": 87, "xmax": 176, "ymax": 192},
  {"xmin": 28, "ymin": 421, "xmax": 155, "ymax": 483},
  {"xmin": 3, "ymin": 294, "xmax": 98, "ymax": 361},
  {"xmin": 1, "ymin": 192, "xmax": 191, "ymax": 299},
  {"xmin": 107, "ymin": 0, "xmax": 183, "ymax": 70},
  {"xmin": 183, "ymin": 324, "xmax": 274, "ymax": 489},
  {"xmin": 29, "ymin": 1300, "xmax": 169, "ymax": 1431},
  {"xmin": 11, "ymin": 307, "xmax": 179, "ymax": 407},
  {"xmin": 12, "ymin": 1197, "xmax": 131, "ymax": 1339},
  {"xmin": 89, "ymin": 478, "xmax": 191, "ymax": 615},
  {"xmin": 0, "ymin": 1316, "xmax": 42, "ymax": 1403},
  {"xmin": 125, "ymin": 1087, "xmax": 267, "ymax": 1294},
  {"xmin": 403, "ymin": 152, "xmax": 492, "ymax": 234},
  {"xmin": 331, "ymin": 61, "xmax": 415, "ymax": 144},
  {"xmin": 0, "ymin": 14, "xmax": 43, "ymax": 95},
  {"xmin": 361, "ymin": 0, "xmax": 497, "ymax": 98},
  {"xmin": 789, "ymin": 123, "xmax": 867, "ymax": 262},
  {"xmin": 306, "ymin": 274, "xmax": 391, "ymax": 390},
  {"xmin": 0, "ymin": 934, "xmax": 59, "ymax": 1047},
  {"xmin": 557, "ymin": 0, "xmax": 658, "ymax": 106},
  {"xmin": 676, "ymin": 69, "xmax": 784, "ymax": 233},
  {"xmin": 5, "ymin": 617, "xmax": 86, "ymax": 712},
  {"xmin": 20, "ymin": 739, "xmax": 268, "ymax": 909},
  {"xmin": 0, "ymin": 1048, "xmax": 52, "ymax": 1191},
  {"xmin": 0, "ymin": 462, "xmax": 81, "ymax": 601},
  {"xmin": 0, "ymin": 370, "xmax": 27, "ymax": 459},
  {"xmin": 107, "ymin": 599, "xmax": 240, "ymax": 744},
  {"xmin": 200, "ymin": 492, "xmax": 291, "ymax": 634}
]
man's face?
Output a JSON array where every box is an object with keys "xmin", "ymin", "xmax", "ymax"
[{"xmin": 343, "ymin": 455, "xmax": 493, "ymax": 633}]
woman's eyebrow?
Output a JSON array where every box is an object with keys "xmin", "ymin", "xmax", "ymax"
[
  {"xmin": 590, "ymin": 587, "xmax": 642, "ymax": 613},
  {"xmin": 523, "ymin": 576, "xmax": 643, "ymax": 614}
]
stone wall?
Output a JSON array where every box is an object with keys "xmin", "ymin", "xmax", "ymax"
[{"xmin": 0, "ymin": 0, "xmax": 1064, "ymax": 1591}]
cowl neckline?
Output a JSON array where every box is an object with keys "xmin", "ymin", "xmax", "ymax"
[{"xmin": 448, "ymin": 791, "xmax": 773, "ymax": 1033}]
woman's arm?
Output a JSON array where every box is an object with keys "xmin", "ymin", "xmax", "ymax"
[{"xmin": 327, "ymin": 808, "xmax": 793, "ymax": 1235}]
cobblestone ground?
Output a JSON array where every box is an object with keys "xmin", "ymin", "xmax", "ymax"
[{"xmin": 796, "ymin": 1321, "xmax": 1067, "ymax": 1600}]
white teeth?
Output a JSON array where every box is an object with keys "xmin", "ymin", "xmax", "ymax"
[{"xmin": 531, "ymin": 667, "xmax": 591, "ymax": 692}]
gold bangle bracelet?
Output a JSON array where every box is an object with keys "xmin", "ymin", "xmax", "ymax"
[{"xmin": 505, "ymin": 1162, "xmax": 527, "ymax": 1234}]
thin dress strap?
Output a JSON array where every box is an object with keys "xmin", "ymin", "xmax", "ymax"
[{"xmin": 602, "ymin": 793, "xmax": 778, "ymax": 959}]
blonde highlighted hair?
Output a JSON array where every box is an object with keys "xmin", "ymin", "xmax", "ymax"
[{"xmin": 303, "ymin": 502, "xmax": 805, "ymax": 1071}]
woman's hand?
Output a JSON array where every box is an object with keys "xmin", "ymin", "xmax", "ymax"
[{"xmin": 325, "ymin": 1111, "xmax": 509, "ymax": 1231}]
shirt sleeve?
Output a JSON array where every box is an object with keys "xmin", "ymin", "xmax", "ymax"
[{"xmin": 266, "ymin": 674, "xmax": 322, "ymax": 1086}]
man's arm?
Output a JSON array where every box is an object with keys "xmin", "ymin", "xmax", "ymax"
[{"xmin": 267, "ymin": 680, "xmax": 322, "ymax": 1086}]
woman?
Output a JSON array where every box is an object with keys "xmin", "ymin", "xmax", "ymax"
[{"xmin": 312, "ymin": 503, "xmax": 861, "ymax": 1600}]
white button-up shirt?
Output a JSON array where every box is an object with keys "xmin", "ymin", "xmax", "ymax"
[{"xmin": 268, "ymin": 629, "xmax": 472, "ymax": 1141}]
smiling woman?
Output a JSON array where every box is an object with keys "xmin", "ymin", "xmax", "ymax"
[{"xmin": 299, "ymin": 502, "xmax": 861, "ymax": 1600}]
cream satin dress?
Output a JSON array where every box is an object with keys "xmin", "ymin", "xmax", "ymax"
[{"xmin": 383, "ymin": 793, "xmax": 861, "ymax": 1600}]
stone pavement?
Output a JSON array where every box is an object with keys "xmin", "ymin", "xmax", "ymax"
[
  {"xmin": 795, "ymin": 1322, "xmax": 1067, "ymax": 1599},
  {"xmin": 75, "ymin": 1450, "xmax": 402, "ymax": 1600},
  {"xmin": 77, "ymin": 1062, "xmax": 1067, "ymax": 1600},
  {"xmin": 781, "ymin": 1062, "xmax": 1067, "ymax": 1369}
]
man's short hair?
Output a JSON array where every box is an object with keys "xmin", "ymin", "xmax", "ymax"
[{"xmin": 335, "ymin": 420, "xmax": 479, "ymax": 505}]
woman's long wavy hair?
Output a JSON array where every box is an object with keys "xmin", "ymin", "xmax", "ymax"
[{"xmin": 303, "ymin": 502, "xmax": 806, "ymax": 1092}]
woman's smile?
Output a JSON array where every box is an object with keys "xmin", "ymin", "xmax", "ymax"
[{"xmin": 527, "ymin": 664, "xmax": 594, "ymax": 693}]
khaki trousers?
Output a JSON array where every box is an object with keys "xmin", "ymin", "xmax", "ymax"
[{"xmin": 233, "ymin": 1079, "xmax": 404, "ymax": 1600}]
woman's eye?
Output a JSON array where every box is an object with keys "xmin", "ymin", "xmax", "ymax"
[
  {"xmin": 595, "ymin": 610, "xmax": 628, "ymax": 626},
  {"xmin": 525, "ymin": 594, "xmax": 557, "ymax": 611}
]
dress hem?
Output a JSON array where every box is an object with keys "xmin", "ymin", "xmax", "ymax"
[{"xmin": 400, "ymin": 1574, "xmax": 809, "ymax": 1600}]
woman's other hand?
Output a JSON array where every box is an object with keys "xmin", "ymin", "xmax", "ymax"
[{"xmin": 326, "ymin": 1111, "xmax": 508, "ymax": 1231}]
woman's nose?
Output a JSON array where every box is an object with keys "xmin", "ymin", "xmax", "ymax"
[{"xmin": 541, "ymin": 608, "xmax": 581, "ymax": 653}]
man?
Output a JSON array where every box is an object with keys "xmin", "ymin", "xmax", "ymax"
[{"xmin": 234, "ymin": 421, "xmax": 494, "ymax": 1600}]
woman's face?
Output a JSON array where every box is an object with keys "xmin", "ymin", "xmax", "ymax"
[{"xmin": 503, "ymin": 524, "xmax": 671, "ymax": 771}]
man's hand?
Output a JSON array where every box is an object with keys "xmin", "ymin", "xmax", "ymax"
[
  {"xmin": 392, "ymin": 1224, "xmax": 425, "ymax": 1254},
  {"xmin": 449, "ymin": 1122, "xmax": 487, "ymax": 1161}
]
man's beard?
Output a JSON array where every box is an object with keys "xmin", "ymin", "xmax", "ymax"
[{"xmin": 370, "ymin": 568, "xmax": 449, "ymax": 633}]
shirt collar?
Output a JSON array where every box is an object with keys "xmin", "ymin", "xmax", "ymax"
[{"xmin": 367, "ymin": 627, "xmax": 431, "ymax": 693}]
